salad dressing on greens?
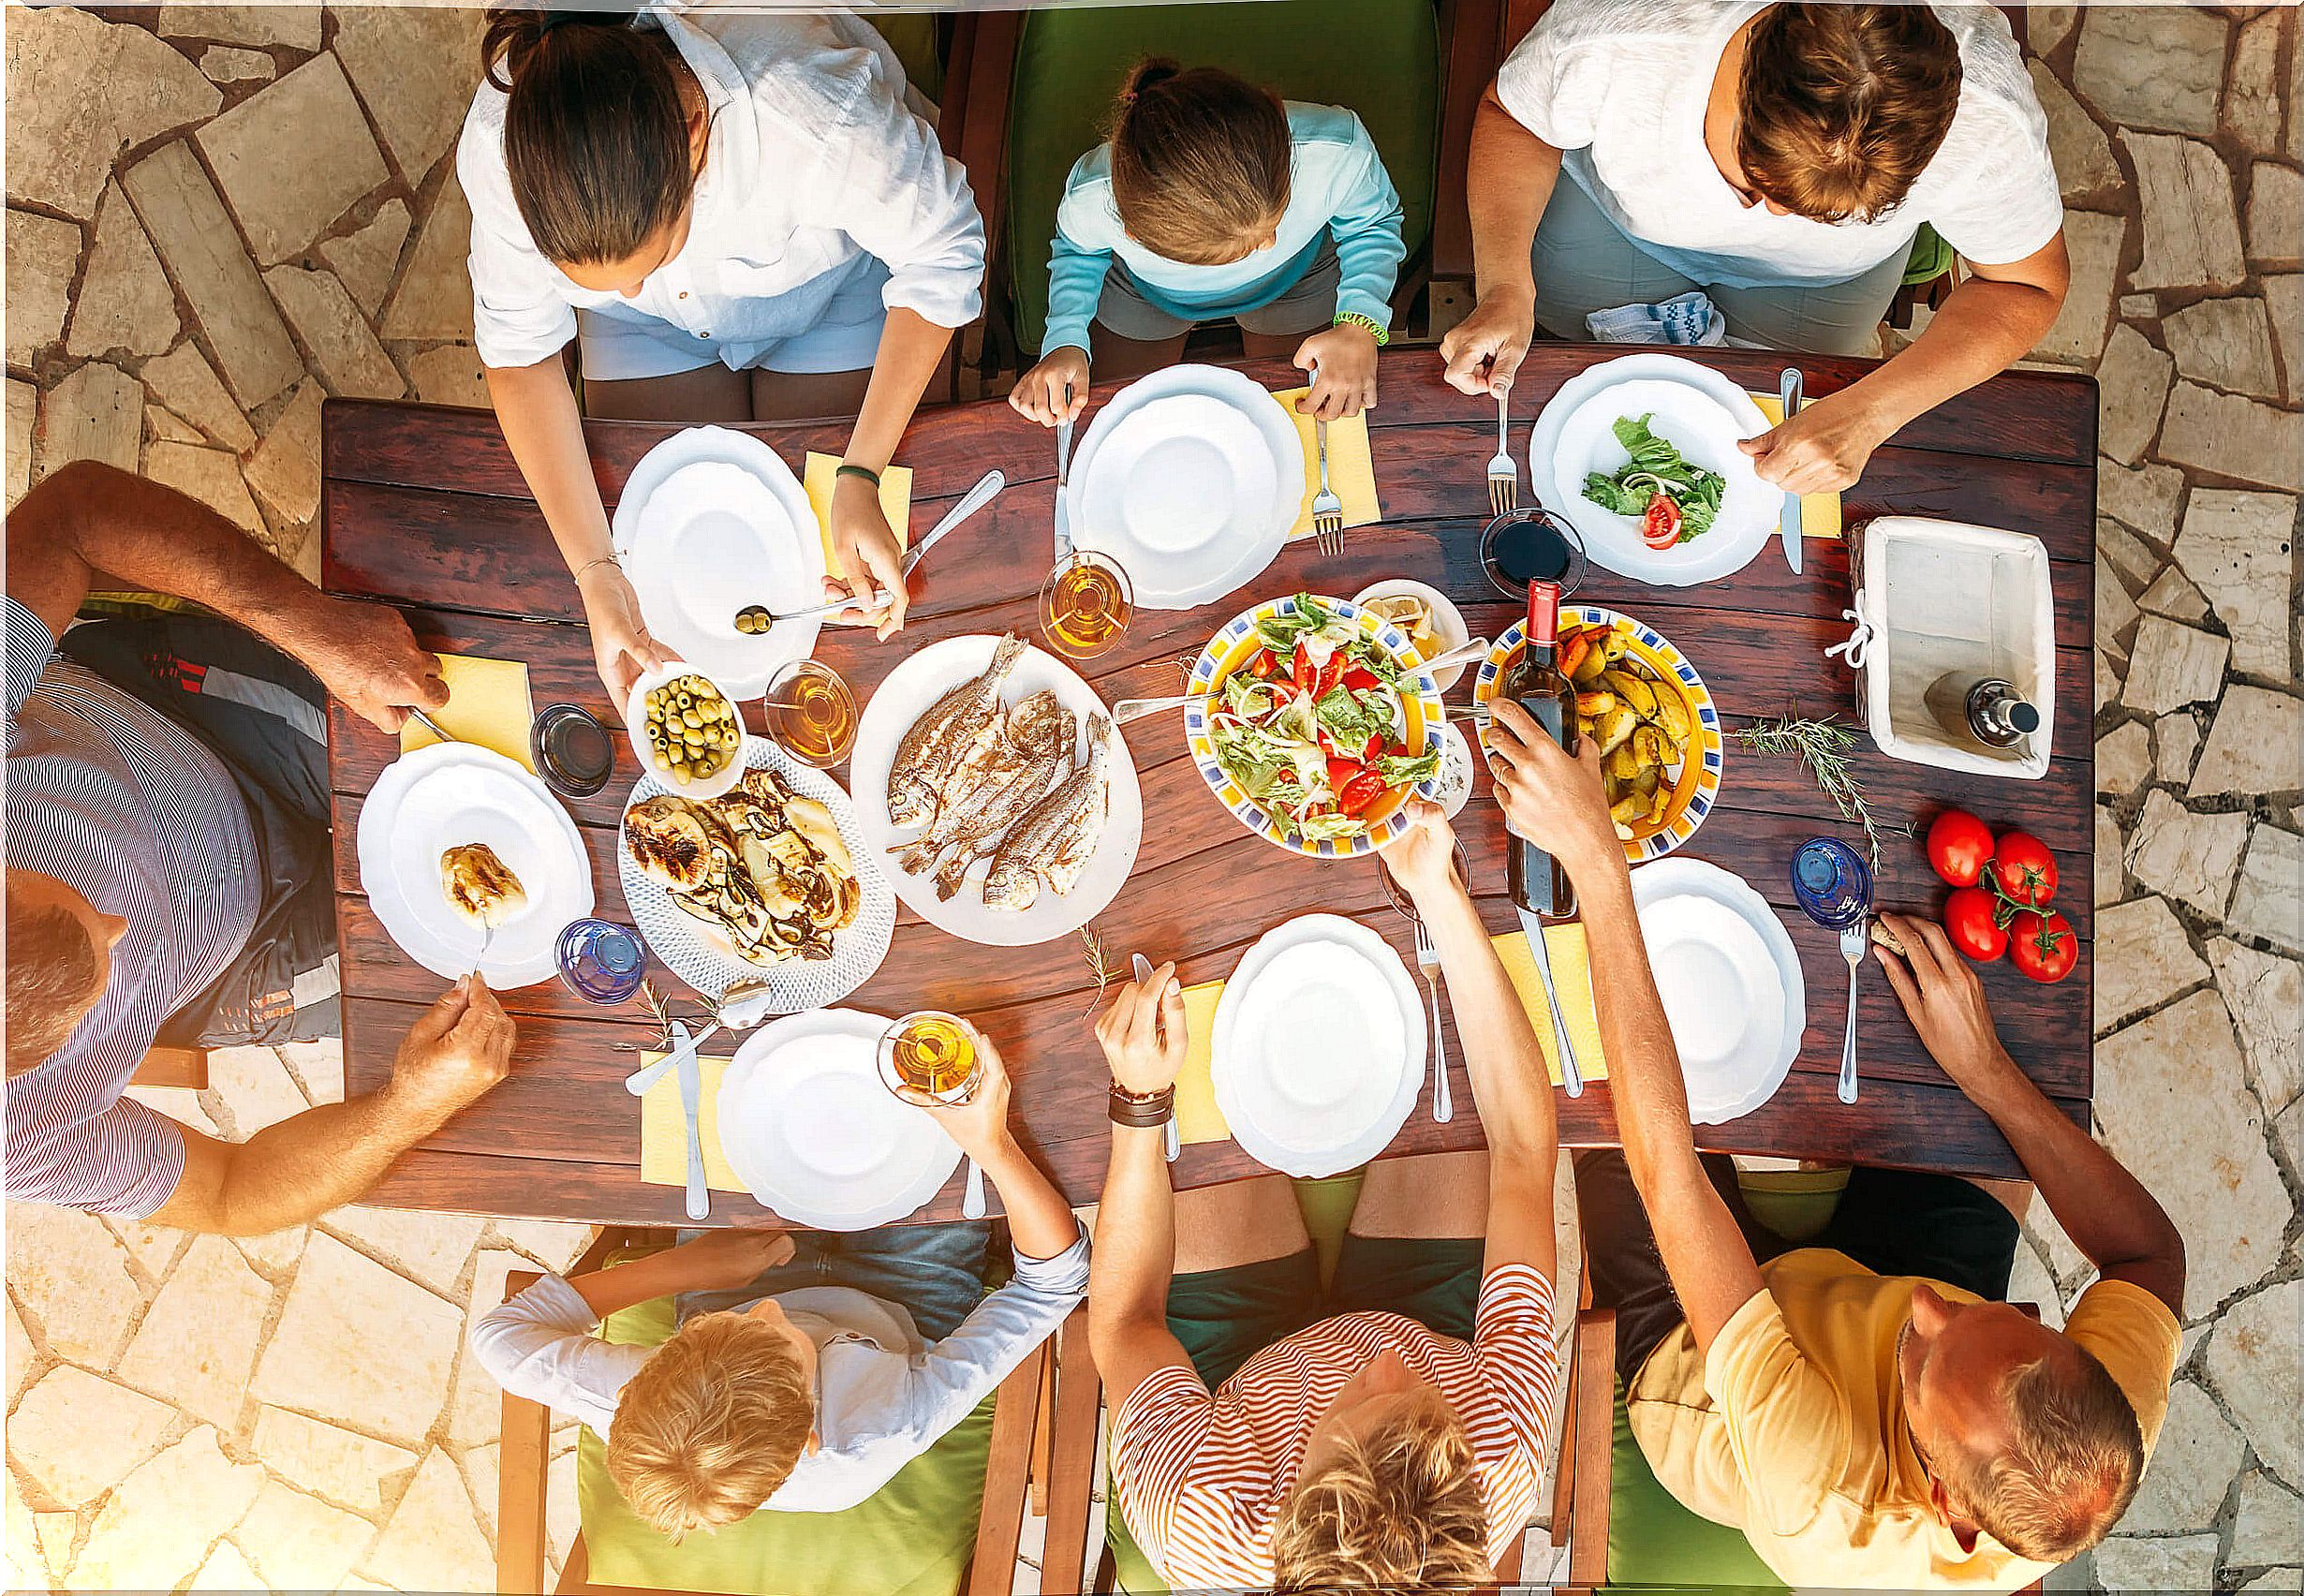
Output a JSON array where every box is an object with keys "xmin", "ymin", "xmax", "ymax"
[{"xmin": 1206, "ymin": 596, "xmax": 1440, "ymax": 845}]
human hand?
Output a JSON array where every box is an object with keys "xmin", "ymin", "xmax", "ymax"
[
  {"xmin": 1872, "ymin": 913, "xmax": 2017, "ymax": 1092},
  {"xmin": 1009, "ymin": 347, "xmax": 1090, "ymax": 428},
  {"xmin": 920, "ymin": 1023, "xmax": 1014, "ymax": 1160},
  {"xmin": 1737, "ymin": 389, "xmax": 1889, "ymax": 495},
  {"xmin": 1293, "ymin": 323, "xmax": 1380, "ymax": 421},
  {"xmin": 1439, "ymin": 286, "xmax": 1534, "ymax": 397},
  {"xmin": 389, "ymin": 974, "xmax": 516, "ymax": 1118},
  {"xmin": 310, "ymin": 599, "xmax": 449, "ymax": 733},
  {"xmin": 1378, "ymin": 800, "xmax": 1463, "ymax": 898},
  {"xmin": 578, "ymin": 563, "xmax": 666, "ymax": 717},
  {"xmin": 1484, "ymin": 701, "xmax": 1620, "ymax": 877},
  {"xmin": 667, "ymin": 1225, "xmax": 798, "ymax": 1291},
  {"xmin": 1094, "ymin": 958, "xmax": 1186, "ymax": 1095},
  {"xmin": 827, "ymin": 472, "xmax": 908, "ymax": 640}
]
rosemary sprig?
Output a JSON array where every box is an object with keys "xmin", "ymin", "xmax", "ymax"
[
  {"xmin": 1732, "ymin": 715, "xmax": 1883, "ymax": 867},
  {"xmin": 1079, "ymin": 924, "xmax": 1118, "ymax": 1014}
]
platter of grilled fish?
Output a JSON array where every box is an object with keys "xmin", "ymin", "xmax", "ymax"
[
  {"xmin": 618, "ymin": 739, "xmax": 895, "ymax": 1011},
  {"xmin": 851, "ymin": 633, "xmax": 1143, "ymax": 947}
]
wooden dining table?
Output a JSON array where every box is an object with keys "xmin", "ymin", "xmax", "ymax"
[{"xmin": 322, "ymin": 344, "xmax": 2097, "ymax": 1224}]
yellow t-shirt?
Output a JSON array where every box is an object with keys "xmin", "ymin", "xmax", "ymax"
[{"xmin": 1626, "ymin": 1249, "xmax": 2180, "ymax": 1592}]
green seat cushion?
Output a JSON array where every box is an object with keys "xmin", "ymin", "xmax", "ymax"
[
  {"xmin": 1735, "ymin": 1165, "xmax": 1849, "ymax": 1247},
  {"xmin": 575, "ymin": 1290, "xmax": 994, "ymax": 1596},
  {"xmin": 1606, "ymin": 1377, "xmax": 1784, "ymax": 1591},
  {"xmin": 1903, "ymin": 222, "xmax": 1956, "ymax": 286},
  {"xmin": 1004, "ymin": 0, "xmax": 1440, "ymax": 354}
]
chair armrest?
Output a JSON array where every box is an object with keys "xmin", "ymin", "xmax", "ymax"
[
  {"xmin": 1039, "ymin": 1306, "xmax": 1101, "ymax": 1596},
  {"xmin": 1565, "ymin": 1307, "xmax": 1615, "ymax": 1589},
  {"xmin": 969, "ymin": 1333, "xmax": 1050, "ymax": 1595},
  {"xmin": 497, "ymin": 1267, "xmax": 553, "ymax": 1596},
  {"xmin": 940, "ymin": 9, "xmax": 1026, "ymax": 379}
]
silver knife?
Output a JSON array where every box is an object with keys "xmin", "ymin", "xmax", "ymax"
[
  {"xmin": 1132, "ymin": 953, "xmax": 1180, "ymax": 1162},
  {"xmin": 1777, "ymin": 367, "xmax": 1805, "ymax": 576},
  {"xmin": 671, "ymin": 1020, "xmax": 709, "ymax": 1221},
  {"xmin": 1515, "ymin": 908, "xmax": 1585, "ymax": 1097},
  {"xmin": 1053, "ymin": 381, "xmax": 1076, "ymax": 561}
]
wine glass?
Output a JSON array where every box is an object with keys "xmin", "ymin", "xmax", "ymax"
[
  {"xmin": 875, "ymin": 1011, "xmax": 983, "ymax": 1107},
  {"xmin": 1038, "ymin": 549, "xmax": 1133, "ymax": 660},
  {"xmin": 1479, "ymin": 506, "xmax": 1588, "ymax": 599},
  {"xmin": 761, "ymin": 658, "xmax": 856, "ymax": 768}
]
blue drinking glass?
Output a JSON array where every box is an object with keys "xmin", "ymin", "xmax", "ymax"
[
  {"xmin": 556, "ymin": 918, "xmax": 646, "ymax": 1004},
  {"xmin": 1791, "ymin": 837, "xmax": 1871, "ymax": 929}
]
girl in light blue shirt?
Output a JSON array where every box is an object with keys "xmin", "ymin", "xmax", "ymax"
[{"xmin": 1010, "ymin": 60, "xmax": 1407, "ymax": 426}]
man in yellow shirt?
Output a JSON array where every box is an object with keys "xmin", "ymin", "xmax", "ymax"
[{"xmin": 1485, "ymin": 703, "xmax": 2185, "ymax": 1591}]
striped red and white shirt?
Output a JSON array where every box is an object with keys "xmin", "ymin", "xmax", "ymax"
[{"xmin": 1110, "ymin": 1263, "xmax": 1559, "ymax": 1589}]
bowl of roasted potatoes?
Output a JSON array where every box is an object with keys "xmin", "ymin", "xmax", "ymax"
[
  {"xmin": 625, "ymin": 662, "xmax": 749, "ymax": 800},
  {"xmin": 1472, "ymin": 603, "xmax": 1724, "ymax": 864}
]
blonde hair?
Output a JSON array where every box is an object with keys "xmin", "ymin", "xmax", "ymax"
[
  {"xmin": 1269, "ymin": 1405, "xmax": 1490, "ymax": 1591},
  {"xmin": 605, "ymin": 1311, "xmax": 815, "ymax": 1539},
  {"xmin": 1941, "ymin": 1347, "xmax": 2145, "ymax": 1563},
  {"xmin": 1107, "ymin": 58, "xmax": 1292, "ymax": 266}
]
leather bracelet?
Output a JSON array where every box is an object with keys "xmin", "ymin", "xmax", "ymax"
[
  {"xmin": 834, "ymin": 463, "xmax": 882, "ymax": 489},
  {"xmin": 1109, "ymin": 1085, "xmax": 1175, "ymax": 1128}
]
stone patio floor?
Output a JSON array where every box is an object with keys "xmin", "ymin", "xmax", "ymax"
[{"xmin": 5, "ymin": 4, "xmax": 2299, "ymax": 1591}]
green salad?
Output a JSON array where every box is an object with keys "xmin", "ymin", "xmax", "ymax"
[
  {"xmin": 1582, "ymin": 413, "xmax": 1727, "ymax": 547},
  {"xmin": 1205, "ymin": 596, "xmax": 1440, "ymax": 845}
]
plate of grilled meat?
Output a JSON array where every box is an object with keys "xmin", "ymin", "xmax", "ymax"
[
  {"xmin": 618, "ymin": 740, "xmax": 895, "ymax": 1011},
  {"xmin": 851, "ymin": 633, "xmax": 1143, "ymax": 947}
]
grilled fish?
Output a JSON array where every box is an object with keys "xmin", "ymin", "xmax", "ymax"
[
  {"xmin": 920, "ymin": 698, "xmax": 1076, "ymax": 899},
  {"xmin": 886, "ymin": 633, "xmax": 1026, "ymax": 828},
  {"xmin": 982, "ymin": 714, "xmax": 1114, "ymax": 912}
]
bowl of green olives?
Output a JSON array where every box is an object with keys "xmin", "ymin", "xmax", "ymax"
[{"xmin": 624, "ymin": 663, "xmax": 748, "ymax": 799}]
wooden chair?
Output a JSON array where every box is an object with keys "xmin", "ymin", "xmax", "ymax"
[
  {"xmin": 494, "ymin": 1227, "xmax": 1054, "ymax": 1596},
  {"xmin": 129, "ymin": 1047, "xmax": 209, "ymax": 1090},
  {"xmin": 938, "ymin": 0, "xmax": 1511, "ymax": 385}
]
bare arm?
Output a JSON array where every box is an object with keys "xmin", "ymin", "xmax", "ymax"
[
  {"xmin": 824, "ymin": 307, "xmax": 953, "ymax": 637},
  {"xmin": 566, "ymin": 1228, "xmax": 797, "ymax": 1320},
  {"xmin": 920, "ymin": 1024, "xmax": 1083, "ymax": 1264},
  {"xmin": 1086, "ymin": 968, "xmax": 1196, "ymax": 1406},
  {"xmin": 1741, "ymin": 233, "xmax": 2071, "ymax": 495},
  {"xmin": 6, "ymin": 461, "xmax": 446, "ymax": 732},
  {"xmin": 1876, "ymin": 913, "xmax": 2185, "ymax": 1316},
  {"xmin": 1486, "ymin": 703, "xmax": 1765, "ymax": 1352},
  {"xmin": 1438, "ymin": 88, "xmax": 1564, "ymax": 396},
  {"xmin": 150, "ymin": 977, "xmax": 515, "ymax": 1235}
]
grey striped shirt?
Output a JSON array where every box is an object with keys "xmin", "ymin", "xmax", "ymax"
[{"xmin": 4, "ymin": 597, "xmax": 260, "ymax": 1215}]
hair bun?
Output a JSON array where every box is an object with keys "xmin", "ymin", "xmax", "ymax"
[{"xmin": 1120, "ymin": 56, "xmax": 1183, "ymax": 104}]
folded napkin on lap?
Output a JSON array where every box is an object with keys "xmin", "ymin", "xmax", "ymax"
[
  {"xmin": 1271, "ymin": 386, "xmax": 1381, "ymax": 539},
  {"xmin": 802, "ymin": 451, "xmax": 915, "ymax": 580},
  {"xmin": 638, "ymin": 1050, "xmax": 746, "ymax": 1192},
  {"xmin": 1586, "ymin": 290, "xmax": 1729, "ymax": 347},
  {"xmin": 396, "ymin": 653, "xmax": 537, "ymax": 769}
]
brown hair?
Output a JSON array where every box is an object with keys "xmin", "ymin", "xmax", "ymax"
[
  {"xmin": 6, "ymin": 895, "xmax": 101, "ymax": 1076},
  {"xmin": 1735, "ymin": 3, "xmax": 1962, "ymax": 225},
  {"xmin": 1940, "ymin": 1345, "xmax": 2146, "ymax": 1563},
  {"xmin": 1269, "ymin": 1405, "xmax": 1491, "ymax": 1590},
  {"xmin": 605, "ymin": 1311, "xmax": 815, "ymax": 1538},
  {"xmin": 1107, "ymin": 59, "xmax": 1292, "ymax": 266},
  {"xmin": 481, "ymin": 7, "xmax": 697, "ymax": 267}
]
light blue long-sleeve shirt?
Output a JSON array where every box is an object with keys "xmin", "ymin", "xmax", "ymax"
[
  {"xmin": 1041, "ymin": 101, "xmax": 1406, "ymax": 358},
  {"xmin": 468, "ymin": 1225, "xmax": 1089, "ymax": 1514}
]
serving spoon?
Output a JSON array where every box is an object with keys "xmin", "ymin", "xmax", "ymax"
[
  {"xmin": 733, "ymin": 468, "xmax": 1004, "ymax": 630},
  {"xmin": 1111, "ymin": 637, "xmax": 1491, "ymax": 725}
]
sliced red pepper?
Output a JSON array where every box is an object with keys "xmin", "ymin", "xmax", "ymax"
[
  {"xmin": 1363, "ymin": 733, "xmax": 1383, "ymax": 761},
  {"xmin": 1290, "ymin": 642, "xmax": 1315, "ymax": 694},
  {"xmin": 1312, "ymin": 656, "xmax": 1345, "ymax": 700},
  {"xmin": 1249, "ymin": 648, "xmax": 1279, "ymax": 679},
  {"xmin": 1325, "ymin": 755, "xmax": 1368, "ymax": 791},
  {"xmin": 1340, "ymin": 666, "xmax": 1381, "ymax": 692},
  {"xmin": 1338, "ymin": 770, "xmax": 1390, "ymax": 817}
]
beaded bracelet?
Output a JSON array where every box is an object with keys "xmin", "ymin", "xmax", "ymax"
[
  {"xmin": 1334, "ymin": 311, "xmax": 1391, "ymax": 347},
  {"xmin": 834, "ymin": 463, "xmax": 882, "ymax": 489},
  {"xmin": 1109, "ymin": 1084, "xmax": 1176, "ymax": 1128}
]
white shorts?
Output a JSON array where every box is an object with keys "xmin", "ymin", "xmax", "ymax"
[{"xmin": 576, "ymin": 258, "xmax": 891, "ymax": 382}]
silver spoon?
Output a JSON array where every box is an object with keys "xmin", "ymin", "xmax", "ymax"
[
  {"xmin": 739, "ymin": 468, "xmax": 1004, "ymax": 628},
  {"xmin": 622, "ymin": 977, "xmax": 773, "ymax": 1095}
]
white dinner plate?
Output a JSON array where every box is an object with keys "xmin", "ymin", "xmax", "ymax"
[
  {"xmin": 356, "ymin": 742, "xmax": 592, "ymax": 987},
  {"xmin": 1528, "ymin": 354, "xmax": 1776, "ymax": 587},
  {"xmin": 617, "ymin": 739, "xmax": 895, "ymax": 1011},
  {"xmin": 612, "ymin": 427, "xmax": 826, "ymax": 698},
  {"xmin": 1629, "ymin": 857, "xmax": 1807, "ymax": 1124},
  {"xmin": 849, "ymin": 634, "xmax": 1143, "ymax": 947},
  {"xmin": 1066, "ymin": 365, "xmax": 1304, "ymax": 610},
  {"xmin": 1212, "ymin": 914, "xmax": 1424, "ymax": 1176},
  {"xmin": 715, "ymin": 1008, "xmax": 961, "ymax": 1230}
]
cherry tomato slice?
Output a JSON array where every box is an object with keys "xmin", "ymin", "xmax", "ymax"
[
  {"xmin": 1249, "ymin": 648, "xmax": 1279, "ymax": 679},
  {"xmin": 1341, "ymin": 666, "xmax": 1381, "ymax": 692},
  {"xmin": 1338, "ymin": 770, "xmax": 1391, "ymax": 818},
  {"xmin": 1641, "ymin": 493, "xmax": 1682, "ymax": 548},
  {"xmin": 1325, "ymin": 756, "xmax": 1368, "ymax": 791}
]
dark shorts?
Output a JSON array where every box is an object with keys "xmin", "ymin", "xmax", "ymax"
[
  {"xmin": 58, "ymin": 613, "xmax": 337, "ymax": 1047},
  {"xmin": 674, "ymin": 1221, "xmax": 994, "ymax": 1341},
  {"xmin": 1167, "ymin": 1234, "xmax": 1484, "ymax": 1390},
  {"xmin": 1574, "ymin": 1150, "xmax": 2021, "ymax": 1383},
  {"xmin": 1092, "ymin": 235, "xmax": 1343, "ymax": 346}
]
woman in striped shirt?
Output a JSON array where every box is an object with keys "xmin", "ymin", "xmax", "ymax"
[{"xmin": 1088, "ymin": 802, "xmax": 1563, "ymax": 1589}]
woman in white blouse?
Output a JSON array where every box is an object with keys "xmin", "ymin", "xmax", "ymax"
[
  {"xmin": 1442, "ymin": 1, "xmax": 2070, "ymax": 495},
  {"xmin": 463, "ymin": 5, "xmax": 985, "ymax": 704}
]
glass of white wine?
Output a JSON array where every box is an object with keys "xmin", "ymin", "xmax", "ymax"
[
  {"xmin": 876, "ymin": 1011, "xmax": 982, "ymax": 1108},
  {"xmin": 762, "ymin": 658, "xmax": 857, "ymax": 768},
  {"xmin": 1038, "ymin": 549, "xmax": 1133, "ymax": 660}
]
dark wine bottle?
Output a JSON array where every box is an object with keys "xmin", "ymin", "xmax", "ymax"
[{"xmin": 1503, "ymin": 578, "xmax": 1578, "ymax": 920}]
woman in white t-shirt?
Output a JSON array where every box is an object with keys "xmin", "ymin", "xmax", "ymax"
[
  {"xmin": 463, "ymin": 6, "xmax": 985, "ymax": 703},
  {"xmin": 1441, "ymin": 1, "xmax": 2069, "ymax": 495}
]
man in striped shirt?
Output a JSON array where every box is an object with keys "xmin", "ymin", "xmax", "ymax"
[
  {"xmin": 7, "ymin": 463, "xmax": 518, "ymax": 1230},
  {"xmin": 1090, "ymin": 803, "xmax": 1561, "ymax": 1590}
]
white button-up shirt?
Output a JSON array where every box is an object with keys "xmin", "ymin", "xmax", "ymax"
[
  {"xmin": 460, "ymin": 4, "xmax": 984, "ymax": 372},
  {"xmin": 468, "ymin": 1227, "xmax": 1088, "ymax": 1514}
]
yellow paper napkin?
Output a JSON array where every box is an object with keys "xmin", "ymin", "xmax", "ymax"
[
  {"xmin": 1271, "ymin": 387, "xmax": 1381, "ymax": 541},
  {"xmin": 1746, "ymin": 392, "xmax": 1843, "ymax": 539},
  {"xmin": 638, "ymin": 1051, "xmax": 746, "ymax": 1193},
  {"xmin": 1491, "ymin": 926, "xmax": 1610, "ymax": 1086},
  {"xmin": 802, "ymin": 452, "xmax": 914, "ymax": 580},
  {"xmin": 397, "ymin": 654, "xmax": 537, "ymax": 771},
  {"xmin": 1171, "ymin": 980, "xmax": 1233, "ymax": 1145}
]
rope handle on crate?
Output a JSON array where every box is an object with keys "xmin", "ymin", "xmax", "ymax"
[{"xmin": 1824, "ymin": 608, "xmax": 1872, "ymax": 671}]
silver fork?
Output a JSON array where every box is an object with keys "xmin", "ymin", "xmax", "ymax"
[
  {"xmin": 1837, "ymin": 918, "xmax": 1865, "ymax": 1103},
  {"xmin": 1311, "ymin": 418, "xmax": 1345, "ymax": 555},
  {"xmin": 1413, "ymin": 919, "xmax": 1452, "ymax": 1123},
  {"xmin": 1132, "ymin": 953, "xmax": 1180, "ymax": 1162},
  {"xmin": 1486, "ymin": 387, "xmax": 1517, "ymax": 517}
]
